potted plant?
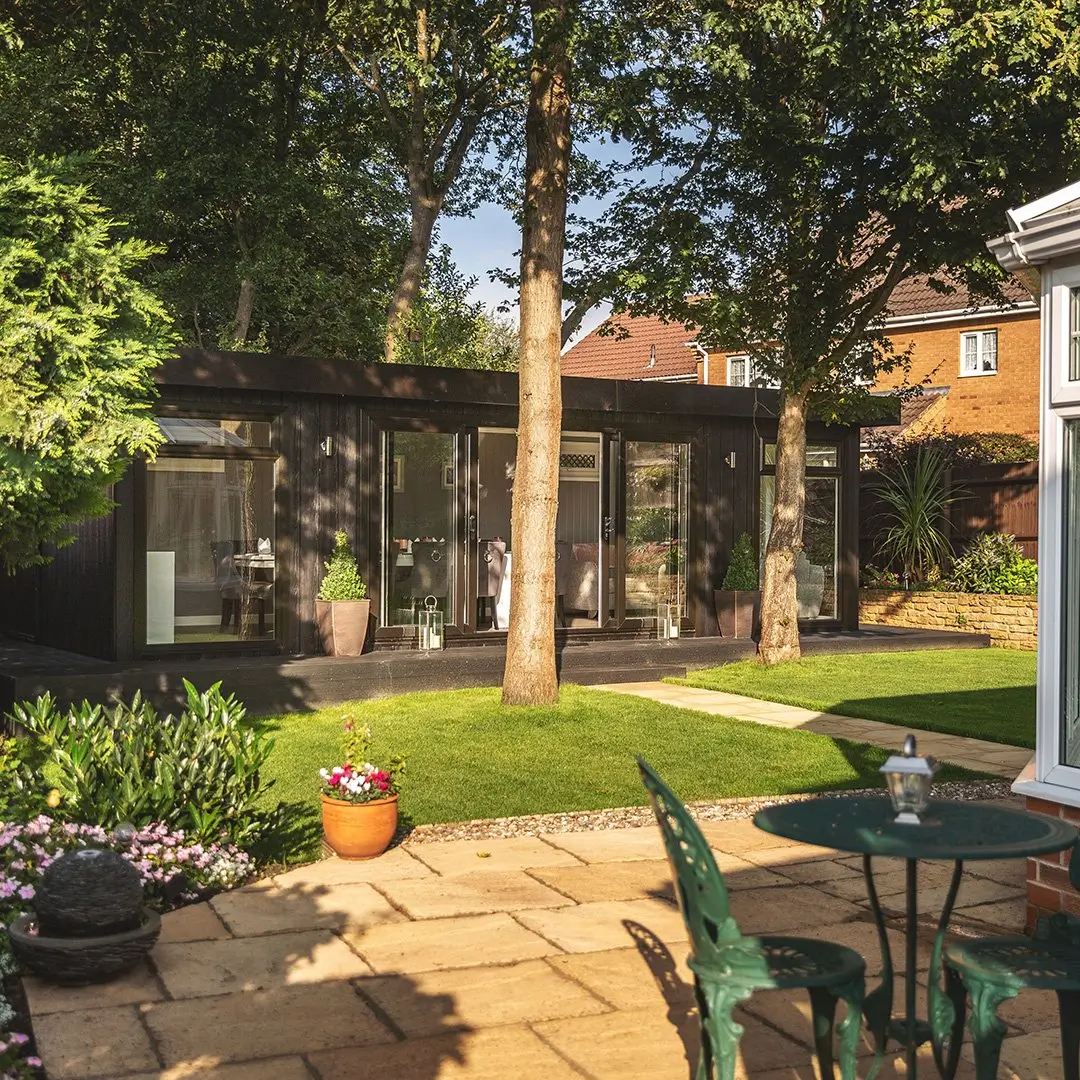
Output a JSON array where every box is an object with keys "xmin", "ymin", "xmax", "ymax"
[
  {"xmin": 319, "ymin": 719, "xmax": 405, "ymax": 859},
  {"xmin": 315, "ymin": 531, "xmax": 370, "ymax": 656},
  {"xmin": 714, "ymin": 532, "xmax": 760, "ymax": 638}
]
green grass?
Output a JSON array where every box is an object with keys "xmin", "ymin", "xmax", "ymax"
[
  {"xmin": 670, "ymin": 649, "xmax": 1036, "ymax": 749},
  {"xmin": 254, "ymin": 684, "xmax": 981, "ymax": 865}
]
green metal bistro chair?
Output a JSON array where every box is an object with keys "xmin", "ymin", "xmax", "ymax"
[
  {"xmin": 943, "ymin": 840, "xmax": 1080, "ymax": 1080},
  {"xmin": 637, "ymin": 758, "xmax": 868, "ymax": 1080}
]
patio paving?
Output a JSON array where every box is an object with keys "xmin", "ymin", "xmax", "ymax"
[
  {"xmin": 595, "ymin": 681, "xmax": 1033, "ymax": 777},
  {"xmin": 24, "ymin": 811, "xmax": 1069, "ymax": 1079}
]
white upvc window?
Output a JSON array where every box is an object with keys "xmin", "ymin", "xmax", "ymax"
[
  {"xmin": 727, "ymin": 354, "xmax": 780, "ymax": 388},
  {"xmin": 959, "ymin": 330, "xmax": 998, "ymax": 376}
]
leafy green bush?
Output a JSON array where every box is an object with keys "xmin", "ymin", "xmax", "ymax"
[
  {"xmin": 860, "ymin": 563, "xmax": 902, "ymax": 589},
  {"xmin": 866, "ymin": 429, "xmax": 1038, "ymax": 472},
  {"xmin": 947, "ymin": 533, "xmax": 1038, "ymax": 596},
  {"xmin": 0, "ymin": 734, "xmax": 43, "ymax": 822},
  {"xmin": 6, "ymin": 681, "xmax": 281, "ymax": 846},
  {"xmin": 721, "ymin": 533, "xmax": 758, "ymax": 590},
  {"xmin": 318, "ymin": 530, "xmax": 367, "ymax": 601}
]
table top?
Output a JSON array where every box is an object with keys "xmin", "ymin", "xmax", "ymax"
[
  {"xmin": 754, "ymin": 796, "xmax": 1077, "ymax": 861},
  {"xmin": 233, "ymin": 553, "xmax": 274, "ymax": 568}
]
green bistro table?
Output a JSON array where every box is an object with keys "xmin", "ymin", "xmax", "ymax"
[{"xmin": 754, "ymin": 796, "xmax": 1078, "ymax": 1077}]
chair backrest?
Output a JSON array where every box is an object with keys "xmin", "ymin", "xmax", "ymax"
[
  {"xmin": 637, "ymin": 757, "xmax": 743, "ymax": 964},
  {"xmin": 210, "ymin": 541, "xmax": 239, "ymax": 587}
]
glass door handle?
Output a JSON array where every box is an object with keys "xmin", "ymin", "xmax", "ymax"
[
  {"xmin": 467, "ymin": 513, "xmax": 478, "ymax": 539},
  {"xmin": 602, "ymin": 515, "xmax": 614, "ymax": 541}
]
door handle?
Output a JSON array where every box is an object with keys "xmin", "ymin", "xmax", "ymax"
[
  {"xmin": 602, "ymin": 515, "xmax": 614, "ymax": 541},
  {"xmin": 467, "ymin": 513, "xmax": 478, "ymax": 540}
]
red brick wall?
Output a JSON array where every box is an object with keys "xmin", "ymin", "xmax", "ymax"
[
  {"xmin": 1025, "ymin": 796, "xmax": 1080, "ymax": 933},
  {"xmin": 697, "ymin": 311, "xmax": 1040, "ymax": 440}
]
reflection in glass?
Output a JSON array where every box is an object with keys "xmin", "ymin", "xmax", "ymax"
[
  {"xmin": 556, "ymin": 434, "xmax": 604, "ymax": 627},
  {"xmin": 1063, "ymin": 421, "xmax": 1080, "ymax": 765},
  {"xmin": 146, "ymin": 457, "xmax": 275, "ymax": 643},
  {"xmin": 477, "ymin": 429, "xmax": 516, "ymax": 631},
  {"xmin": 383, "ymin": 431, "xmax": 457, "ymax": 627},
  {"xmin": 156, "ymin": 418, "xmax": 272, "ymax": 447},
  {"xmin": 763, "ymin": 443, "xmax": 837, "ymax": 468},
  {"xmin": 759, "ymin": 476, "xmax": 837, "ymax": 619},
  {"xmin": 625, "ymin": 442, "xmax": 689, "ymax": 620}
]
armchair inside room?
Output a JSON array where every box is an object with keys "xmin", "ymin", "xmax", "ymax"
[{"xmin": 795, "ymin": 552, "xmax": 825, "ymax": 619}]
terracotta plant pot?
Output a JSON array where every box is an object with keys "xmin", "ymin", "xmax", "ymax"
[
  {"xmin": 320, "ymin": 793, "xmax": 399, "ymax": 859},
  {"xmin": 714, "ymin": 589, "xmax": 761, "ymax": 638},
  {"xmin": 316, "ymin": 598, "xmax": 370, "ymax": 656}
]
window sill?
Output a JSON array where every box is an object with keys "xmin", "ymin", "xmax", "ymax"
[
  {"xmin": 1011, "ymin": 757, "xmax": 1080, "ymax": 809},
  {"xmin": 957, "ymin": 370, "xmax": 998, "ymax": 378}
]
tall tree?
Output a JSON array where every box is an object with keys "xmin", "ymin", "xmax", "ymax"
[
  {"xmin": 0, "ymin": 158, "xmax": 176, "ymax": 571},
  {"xmin": 331, "ymin": 0, "xmax": 529, "ymax": 361},
  {"xmin": 0, "ymin": 0, "xmax": 406, "ymax": 357},
  {"xmin": 584, "ymin": 0, "xmax": 1078, "ymax": 662},
  {"xmin": 501, "ymin": 0, "xmax": 572, "ymax": 705}
]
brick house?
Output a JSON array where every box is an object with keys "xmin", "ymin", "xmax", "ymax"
[{"xmin": 562, "ymin": 279, "xmax": 1040, "ymax": 440}]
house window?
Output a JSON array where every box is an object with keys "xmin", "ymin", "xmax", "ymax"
[
  {"xmin": 960, "ymin": 330, "xmax": 998, "ymax": 376},
  {"xmin": 145, "ymin": 416, "xmax": 277, "ymax": 647},
  {"xmin": 1070, "ymin": 287, "xmax": 1080, "ymax": 382},
  {"xmin": 727, "ymin": 355, "xmax": 780, "ymax": 388}
]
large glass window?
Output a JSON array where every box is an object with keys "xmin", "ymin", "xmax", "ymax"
[
  {"xmin": 760, "ymin": 443, "xmax": 839, "ymax": 620},
  {"xmin": 145, "ymin": 419, "xmax": 276, "ymax": 644},
  {"xmin": 625, "ymin": 441, "xmax": 689, "ymax": 619},
  {"xmin": 383, "ymin": 431, "xmax": 458, "ymax": 627}
]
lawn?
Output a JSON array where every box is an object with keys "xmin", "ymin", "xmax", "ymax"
[
  {"xmin": 671, "ymin": 649, "xmax": 1035, "ymax": 748},
  {"xmin": 254, "ymin": 684, "xmax": 979, "ymax": 865}
]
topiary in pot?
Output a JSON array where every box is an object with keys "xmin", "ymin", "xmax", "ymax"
[
  {"xmin": 715, "ymin": 532, "xmax": 761, "ymax": 638},
  {"xmin": 316, "ymin": 531, "xmax": 371, "ymax": 656}
]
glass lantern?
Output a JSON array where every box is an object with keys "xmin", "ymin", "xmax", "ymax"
[
  {"xmin": 657, "ymin": 602, "xmax": 681, "ymax": 641},
  {"xmin": 418, "ymin": 595, "xmax": 444, "ymax": 652},
  {"xmin": 880, "ymin": 734, "xmax": 938, "ymax": 825}
]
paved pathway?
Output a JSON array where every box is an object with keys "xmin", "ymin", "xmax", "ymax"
[
  {"xmin": 594, "ymin": 682, "xmax": 1033, "ymax": 779},
  {"xmin": 26, "ymin": 817, "xmax": 1064, "ymax": 1079}
]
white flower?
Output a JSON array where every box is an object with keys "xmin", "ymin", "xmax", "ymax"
[
  {"xmin": 319, "ymin": 769, "xmax": 330, "ymax": 780},
  {"xmin": 331, "ymin": 766, "xmax": 345, "ymax": 775}
]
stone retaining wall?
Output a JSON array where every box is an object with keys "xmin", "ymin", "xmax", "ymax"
[{"xmin": 859, "ymin": 589, "xmax": 1037, "ymax": 649}]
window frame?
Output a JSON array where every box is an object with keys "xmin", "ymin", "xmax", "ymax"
[
  {"xmin": 958, "ymin": 329, "xmax": 999, "ymax": 378},
  {"xmin": 136, "ymin": 411, "xmax": 281, "ymax": 654},
  {"xmin": 727, "ymin": 354, "xmax": 781, "ymax": 389}
]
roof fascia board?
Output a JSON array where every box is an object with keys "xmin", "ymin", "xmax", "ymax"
[
  {"xmin": 1006, "ymin": 180, "xmax": 1080, "ymax": 231},
  {"xmin": 883, "ymin": 302, "xmax": 1037, "ymax": 330}
]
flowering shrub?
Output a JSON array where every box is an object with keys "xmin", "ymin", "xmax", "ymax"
[
  {"xmin": 319, "ymin": 719, "xmax": 403, "ymax": 805},
  {"xmin": 0, "ymin": 1032, "xmax": 40, "ymax": 1079},
  {"xmin": 947, "ymin": 533, "xmax": 1038, "ymax": 596},
  {"xmin": 0, "ymin": 816, "xmax": 253, "ymax": 921}
]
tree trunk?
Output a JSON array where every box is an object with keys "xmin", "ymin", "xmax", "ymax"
[
  {"xmin": 233, "ymin": 277, "xmax": 255, "ymax": 344},
  {"xmin": 758, "ymin": 387, "xmax": 809, "ymax": 665},
  {"xmin": 501, "ymin": 0, "xmax": 571, "ymax": 706},
  {"xmin": 384, "ymin": 199, "xmax": 440, "ymax": 362}
]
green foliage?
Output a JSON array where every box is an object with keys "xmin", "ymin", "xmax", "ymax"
[
  {"xmin": 948, "ymin": 533, "xmax": 1038, "ymax": 596},
  {"xmin": 874, "ymin": 449, "xmax": 956, "ymax": 582},
  {"xmin": 722, "ymin": 533, "xmax": 759, "ymax": 591},
  {"xmin": 0, "ymin": 734, "xmax": 43, "ymax": 822},
  {"xmin": 0, "ymin": 157, "xmax": 175, "ymax": 570},
  {"xmin": 866, "ymin": 430, "xmax": 1039, "ymax": 472},
  {"xmin": 393, "ymin": 246, "xmax": 519, "ymax": 370},
  {"xmin": 860, "ymin": 564, "xmax": 902, "ymax": 589},
  {"xmin": 318, "ymin": 531, "xmax": 368, "ymax": 601},
  {"xmin": 6, "ymin": 681, "xmax": 282, "ymax": 846}
]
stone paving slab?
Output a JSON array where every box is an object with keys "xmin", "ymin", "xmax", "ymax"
[
  {"xmin": 272, "ymin": 844, "xmax": 433, "ymax": 887},
  {"xmin": 32, "ymin": 1004, "xmax": 159, "ymax": 1079},
  {"xmin": 341, "ymin": 911, "xmax": 559, "ymax": 973},
  {"xmin": 308, "ymin": 1025, "xmax": 584, "ymax": 1079},
  {"xmin": 122, "ymin": 1059, "xmax": 312, "ymax": 1080},
  {"xmin": 141, "ymin": 982, "xmax": 393, "ymax": 1065},
  {"xmin": 152, "ymin": 928, "xmax": 372, "ymax": 998},
  {"xmin": 406, "ymin": 835, "xmax": 581, "ymax": 876},
  {"xmin": 547, "ymin": 945, "xmax": 695, "ymax": 1010},
  {"xmin": 527, "ymin": 858, "xmax": 677, "ymax": 903},
  {"xmin": 376, "ymin": 869, "xmax": 574, "ymax": 918},
  {"xmin": 541, "ymin": 825, "xmax": 666, "ymax": 862},
  {"xmin": 514, "ymin": 897, "xmax": 688, "ymax": 953},
  {"xmin": 23, "ymin": 961, "xmax": 164, "ymax": 1015},
  {"xmin": 358, "ymin": 957, "xmax": 611, "ymax": 1036},
  {"xmin": 157, "ymin": 904, "xmax": 232, "ymax": 945}
]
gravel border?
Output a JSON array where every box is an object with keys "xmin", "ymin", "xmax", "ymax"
[{"xmin": 402, "ymin": 779, "xmax": 1016, "ymax": 843}]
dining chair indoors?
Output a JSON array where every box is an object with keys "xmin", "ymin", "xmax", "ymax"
[{"xmin": 637, "ymin": 758, "xmax": 868, "ymax": 1080}]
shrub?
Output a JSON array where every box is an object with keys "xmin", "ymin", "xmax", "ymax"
[
  {"xmin": 873, "ymin": 448, "xmax": 956, "ymax": 581},
  {"xmin": 6, "ymin": 681, "xmax": 281, "ymax": 847},
  {"xmin": 860, "ymin": 563, "xmax": 902, "ymax": 589},
  {"xmin": 865, "ymin": 429, "xmax": 1038, "ymax": 472},
  {"xmin": 947, "ymin": 533, "xmax": 1038, "ymax": 595},
  {"xmin": 318, "ymin": 530, "xmax": 367, "ymax": 601},
  {"xmin": 721, "ymin": 533, "xmax": 758, "ymax": 590}
]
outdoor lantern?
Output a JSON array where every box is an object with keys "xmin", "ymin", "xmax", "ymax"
[
  {"xmin": 880, "ymin": 734, "xmax": 939, "ymax": 825},
  {"xmin": 657, "ymin": 602, "xmax": 681, "ymax": 641},
  {"xmin": 418, "ymin": 595, "xmax": 444, "ymax": 652}
]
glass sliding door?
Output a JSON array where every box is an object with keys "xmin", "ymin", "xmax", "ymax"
[
  {"xmin": 382, "ymin": 430, "xmax": 460, "ymax": 629},
  {"xmin": 1062, "ymin": 420, "xmax": 1080, "ymax": 766},
  {"xmin": 556, "ymin": 433, "xmax": 605, "ymax": 627},
  {"xmin": 624, "ymin": 441, "xmax": 689, "ymax": 621},
  {"xmin": 476, "ymin": 429, "xmax": 516, "ymax": 631}
]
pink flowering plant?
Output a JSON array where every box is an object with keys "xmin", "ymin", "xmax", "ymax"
[
  {"xmin": 0, "ymin": 816, "xmax": 253, "ymax": 923},
  {"xmin": 319, "ymin": 719, "xmax": 404, "ymax": 804},
  {"xmin": 0, "ymin": 1032, "xmax": 40, "ymax": 1079}
]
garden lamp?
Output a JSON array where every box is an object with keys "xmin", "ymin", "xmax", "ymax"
[
  {"xmin": 418, "ymin": 595, "xmax": 444, "ymax": 652},
  {"xmin": 880, "ymin": 734, "xmax": 938, "ymax": 825}
]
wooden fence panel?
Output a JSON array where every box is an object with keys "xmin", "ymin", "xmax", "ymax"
[{"xmin": 859, "ymin": 460, "xmax": 1039, "ymax": 567}]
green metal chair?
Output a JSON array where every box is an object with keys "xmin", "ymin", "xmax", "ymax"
[
  {"xmin": 943, "ymin": 841, "xmax": 1080, "ymax": 1080},
  {"xmin": 637, "ymin": 758, "xmax": 868, "ymax": 1080}
]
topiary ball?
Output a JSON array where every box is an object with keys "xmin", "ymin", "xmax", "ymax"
[{"xmin": 34, "ymin": 849, "xmax": 144, "ymax": 938}]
